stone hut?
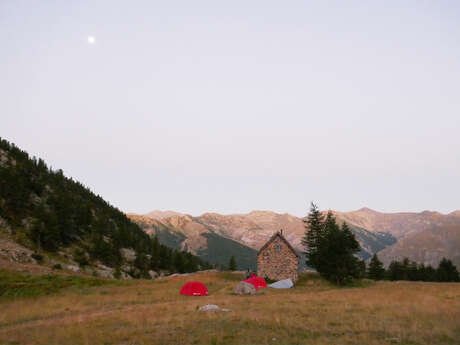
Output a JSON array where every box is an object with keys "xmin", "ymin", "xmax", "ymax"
[{"xmin": 257, "ymin": 230, "xmax": 299, "ymax": 282}]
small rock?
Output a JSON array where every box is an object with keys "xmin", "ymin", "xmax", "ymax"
[{"xmin": 198, "ymin": 304, "xmax": 221, "ymax": 312}]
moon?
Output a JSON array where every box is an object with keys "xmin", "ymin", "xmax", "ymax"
[{"xmin": 87, "ymin": 36, "xmax": 96, "ymax": 44}]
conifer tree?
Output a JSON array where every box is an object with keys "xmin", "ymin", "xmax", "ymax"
[
  {"xmin": 302, "ymin": 202, "xmax": 325, "ymax": 268},
  {"xmin": 387, "ymin": 260, "xmax": 403, "ymax": 281},
  {"xmin": 367, "ymin": 254, "xmax": 385, "ymax": 280},
  {"xmin": 437, "ymin": 258, "xmax": 460, "ymax": 282},
  {"xmin": 229, "ymin": 256, "xmax": 237, "ymax": 271}
]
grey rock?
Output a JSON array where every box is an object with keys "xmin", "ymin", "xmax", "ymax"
[
  {"xmin": 94, "ymin": 264, "xmax": 115, "ymax": 278},
  {"xmin": 96, "ymin": 269, "xmax": 114, "ymax": 279},
  {"xmin": 148, "ymin": 270, "xmax": 158, "ymax": 279},
  {"xmin": 198, "ymin": 304, "xmax": 221, "ymax": 312},
  {"xmin": 234, "ymin": 281, "xmax": 256, "ymax": 295},
  {"xmin": 120, "ymin": 271, "xmax": 132, "ymax": 279},
  {"xmin": 66, "ymin": 264, "xmax": 80, "ymax": 272},
  {"xmin": 121, "ymin": 264, "xmax": 132, "ymax": 272},
  {"xmin": 120, "ymin": 248, "xmax": 136, "ymax": 263},
  {"xmin": 197, "ymin": 305, "xmax": 232, "ymax": 312}
]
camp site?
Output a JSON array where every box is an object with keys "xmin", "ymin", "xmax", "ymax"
[
  {"xmin": 1, "ymin": 269, "xmax": 460, "ymax": 345},
  {"xmin": 1, "ymin": 226, "xmax": 459, "ymax": 345}
]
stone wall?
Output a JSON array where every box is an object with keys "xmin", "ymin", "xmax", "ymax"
[{"xmin": 257, "ymin": 235, "xmax": 299, "ymax": 282}]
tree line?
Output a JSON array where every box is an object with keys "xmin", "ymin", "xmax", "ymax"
[
  {"xmin": 368, "ymin": 254, "xmax": 459, "ymax": 282},
  {"xmin": 0, "ymin": 137, "xmax": 211, "ymax": 277},
  {"xmin": 303, "ymin": 203, "xmax": 459, "ymax": 285}
]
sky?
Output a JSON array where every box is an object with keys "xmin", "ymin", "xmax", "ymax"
[{"xmin": 1, "ymin": 1, "xmax": 459, "ymax": 217}]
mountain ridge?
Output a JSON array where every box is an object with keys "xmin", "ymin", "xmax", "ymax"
[{"xmin": 129, "ymin": 207, "xmax": 460, "ymax": 268}]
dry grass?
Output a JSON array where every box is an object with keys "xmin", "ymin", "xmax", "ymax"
[{"xmin": 0, "ymin": 271, "xmax": 459, "ymax": 345}]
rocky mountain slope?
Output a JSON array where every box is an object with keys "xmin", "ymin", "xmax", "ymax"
[
  {"xmin": 130, "ymin": 207, "xmax": 460, "ymax": 268},
  {"xmin": 332, "ymin": 208, "xmax": 460, "ymax": 267},
  {"xmin": 128, "ymin": 210, "xmax": 397, "ymax": 268},
  {"xmin": 376, "ymin": 225, "xmax": 460, "ymax": 267},
  {"xmin": 333, "ymin": 207, "xmax": 460, "ymax": 239},
  {"xmin": 129, "ymin": 214, "xmax": 258, "ymax": 270}
]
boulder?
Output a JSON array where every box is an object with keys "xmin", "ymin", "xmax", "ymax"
[
  {"xmin": 95, "ymin": 264, "xmax": 115, "ymax": 278},
  {"xmin": 120, "ymin": 271, "xmax": 132, "ymax": 279},
  {"xmin": 96, "ymin": 269, "xmax": 114, "ymax": 279},
  {"xmin": 121, "ymin": 264, "xmax": 132, "ymax": 272},
  {"xmin": 148, "ymin": 270, "xmax": 158, "ymax": 279},
  {"xmin": 66, "ymin": 264, "xmax": 80, "ymax": 272},
  {"xmin": 234, "ymin": 281, "xmax": 256, "ymax": 295},
  {"xmin": 120, "ymin": 248, "xmax": 136, "ymax": 263},
  {"xmin": 120, "ymin": 264, "xmax": 139, "ymax": 277}
]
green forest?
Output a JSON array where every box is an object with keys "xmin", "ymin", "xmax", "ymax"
[{"xmin": 0, "ymin": 137, "xmax": 211, "ymax": 277}]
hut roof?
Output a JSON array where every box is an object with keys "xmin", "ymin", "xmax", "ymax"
[{"xmin": 257, "ymin": 231, "xmax": 299, "ymax": 258}]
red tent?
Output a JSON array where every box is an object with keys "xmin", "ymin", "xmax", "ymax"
[
  {"xmin": 180, "ymin": 281, "xmax": 209, "ymax": 296},
  {"xmin": 244, "ymin": 276, "xmax": 267, "ymax": 290}
]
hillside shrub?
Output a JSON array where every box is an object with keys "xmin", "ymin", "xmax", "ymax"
[{"xmin": 31, "ymin": 253, "xmax": 43, "ymax": 263}]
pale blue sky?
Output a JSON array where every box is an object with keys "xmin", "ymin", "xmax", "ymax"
[{"xmin": 1, "ymin": 1, "xmax": 459, "ymax": 216}]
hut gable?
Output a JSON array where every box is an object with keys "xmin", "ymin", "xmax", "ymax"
[{"xmin": 257, "ymin": 231, "xmax": 299, "ymax": 282}]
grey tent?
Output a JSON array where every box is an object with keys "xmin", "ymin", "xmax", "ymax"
[{"xmin": 268, "ymin": 278, "xmax": 293, "ymax": 289}]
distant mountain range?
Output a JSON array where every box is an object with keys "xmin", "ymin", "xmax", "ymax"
[
  {"xmin": 333, "ymin": 208, "xmax": 460, "ymax": 267},
  {"xmin": 128, "ymin": 207, "xmax": 460, "ymax": 270}
]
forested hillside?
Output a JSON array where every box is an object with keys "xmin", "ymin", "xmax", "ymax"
[{"xmin": 0, "ymin": 138, "xmax": 210, "ymax": 278}]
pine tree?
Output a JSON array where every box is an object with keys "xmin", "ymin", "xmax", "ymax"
[
  {"xmin": 387, "ymin": 261, "xmax": 403, "ymax": 281},
  {"xmin": 437, "ymin": 258, "xmax": 460, "ymax": 282},
  {"xmin": 303, "ymin": 206, "xmax": 361, "ymax": 285},
  {"xmin": 357, "ymin": 259, "xmax": 367, "ymax": 279},
  {"xmin": 229, "ymin": 256, "xmax": 237, "ymax": 271},
  {"xmin": 367, "ymin": 254, "xmax": 385, "ymax": 280},
  {"xmin": 173, "ymin": 251, "xmax": 185, "ymax": 273},
  {"xmin": 302, "ymin": 202, "xmax": 325, "ymax": 268}
]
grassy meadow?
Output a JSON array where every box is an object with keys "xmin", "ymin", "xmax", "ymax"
[{"xmin": 0, "ymin": 270, "xmax": 459, "ymax": 345}]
